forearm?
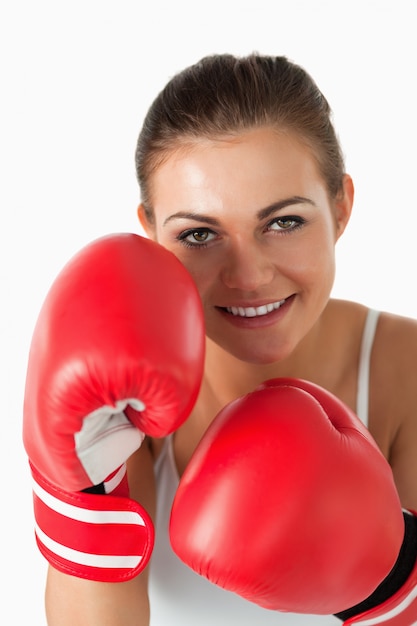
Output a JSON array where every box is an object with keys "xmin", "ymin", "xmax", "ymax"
[{"xmin": 46, "ymin": 566, "xmax": 150, "ymax": 626}]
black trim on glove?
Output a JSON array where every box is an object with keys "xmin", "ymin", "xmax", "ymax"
[{"xmin": 82, "ymin": 483, "xmax": 106, "ymax": 494}]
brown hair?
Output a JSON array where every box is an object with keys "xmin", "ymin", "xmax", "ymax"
[{"xmin": 135, "ymin": 53, "xmax": 345, "ymax": 223}]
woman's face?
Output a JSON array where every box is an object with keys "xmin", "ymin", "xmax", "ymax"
[{"xmin": 140, "ymin": 127, "xmax": 352, "ymax": 364}]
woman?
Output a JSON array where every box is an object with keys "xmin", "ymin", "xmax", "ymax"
[{"xmin": 43, "ymin": 54, "xmax": 417, "ymax": 624}]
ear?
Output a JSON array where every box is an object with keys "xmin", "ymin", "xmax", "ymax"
[
  {"xmin": 137, "ymin": 203, "xmax": 156, "ymax": 239},
  {"xmin": 334, "ymin": 174, "xmax": 354, "ymax": 240}
]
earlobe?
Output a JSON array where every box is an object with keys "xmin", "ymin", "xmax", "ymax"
[{"xmin": 335, "ymin": 174, "xmax": 354, "ymax": 239}]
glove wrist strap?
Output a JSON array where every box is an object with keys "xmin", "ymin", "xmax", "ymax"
[{"xmin": 30, "ymin": 461, "xmax": 154, "ymax": 582}]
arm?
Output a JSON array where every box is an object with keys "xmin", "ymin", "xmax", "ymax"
[
  {"xmin": 45, "ymin": 444, "xmax": 155, "ymax": 626},
  {"xmin": 46, "ymin": 567, "xmax": 150, "ymax": 626},
  {"xmin": 388, "ymin": 382, "xmax": 417, "ymax": 514},
  {"xmin": 334, "ymin": 336, "xmax": 417, "ymax": 624},
  {"xmin": 333, "ymin": 316, "xmax": 417, "ymax": 625},
  {"xmin": 369, "ymin": 312, "xmax": 417, "ymax": 512}
]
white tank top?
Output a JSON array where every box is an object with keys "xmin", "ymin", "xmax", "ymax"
[{"xmin": 148, "ymin": 309, "xmax": 380, "ymax": 626}]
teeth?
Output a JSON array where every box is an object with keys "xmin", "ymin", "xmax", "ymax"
[{"xmin": 226, "ymin": 299, "xmax": 286, "ymax": 317}]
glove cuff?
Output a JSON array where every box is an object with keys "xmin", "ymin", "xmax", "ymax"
[{"xmin": 30, "ymin": 461, "xmax": 154, "ymax": 582}]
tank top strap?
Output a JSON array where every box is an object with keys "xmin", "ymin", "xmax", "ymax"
[
  {"xmin": 153, "ymin": 434, "xmax": 176, "ymax": 478},
  {"xmin": 356, "ymin": 308, "xmax": 380, "ymax": 427}
]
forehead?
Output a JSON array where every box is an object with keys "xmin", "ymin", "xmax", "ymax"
[{"xmin": 150, "ymin": 127, "xmax": 326, "ymax": 214}]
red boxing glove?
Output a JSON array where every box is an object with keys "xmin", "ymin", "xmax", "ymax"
[
  {"xmin": 170, "ymin": 378, "xmax": 405, "ymax": 614},
  {"xmin": 336, "ymin": 509, "xmax": 417, "ymax": 624},
  {"xmin": 342, "ymin": 545, "xmax": 417, "ymax": 624},
  {"xmin": 23, "ymin": 233, "xmax": 205, "ymax": 582}
]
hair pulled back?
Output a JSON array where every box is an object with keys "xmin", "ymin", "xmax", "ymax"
[{"xmin": 135, "ymin": 53, "xmax": 345, "ymax": 221}]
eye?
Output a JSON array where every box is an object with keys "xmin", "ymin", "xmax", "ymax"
[
  {"xmin": 177, "ymin": 228, "xmax": 217, "ymax": 248},
  {"xmin": 267, "ymin": 216, "xmax": 305, "ymax": 233}
]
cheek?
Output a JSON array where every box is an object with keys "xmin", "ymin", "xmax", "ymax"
[
  {"xmin": 276, "ymin": 229, "xmax": 336, "ymax": 296},
  {"xmin": 301, "ymin": 222, "xmax": 337, "ymax": 269},
  {"xmin": 279, "ymin": 237, "xmax": 334, "ymax": 274},
  {"xmin": 305, "ymin": 239, "xmax": 337, "ymax": 297},
  {"xmin": 186, "ymin": 263, "xmax": 220, "ymax": 310},
  {"xmin": 158, "ymin": 245, "xmax": 216, "ymax": 303}
]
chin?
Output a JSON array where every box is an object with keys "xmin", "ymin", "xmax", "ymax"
[
  {"xmin": 206, "ymin": 326, "xmax": 297, "ymax": 365},
  {"xmin": 238, "ymin": 353, "xmax": 285, "ymax": 366},
  {"xmin": 224, "ymin": 341, "xmax": 293, "ymax": 366}
]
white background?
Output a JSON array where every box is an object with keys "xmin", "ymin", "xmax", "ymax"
[{"xmin": 1, "ymin": 1, "xmax": 416, "ymax": 623}]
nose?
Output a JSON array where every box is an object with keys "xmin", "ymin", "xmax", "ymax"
[{"xmin": 220, "ymin": 240, "xmax": 274, "ymax": 291}]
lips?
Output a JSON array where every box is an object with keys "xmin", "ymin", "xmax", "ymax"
[{"xmin": 224, "ymin": 299, "xmax": 287, "ymax": 318}]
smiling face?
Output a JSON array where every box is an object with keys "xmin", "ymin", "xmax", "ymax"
[{"xmin": 139, "ymin": 127, "xmax": 352, "ymax": 364}]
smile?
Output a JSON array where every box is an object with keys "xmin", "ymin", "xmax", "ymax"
[{"xmin": 225, "ymin": 299, "xmax": 286, "ymax": 318}]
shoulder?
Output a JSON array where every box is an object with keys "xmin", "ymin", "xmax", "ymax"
[
  {"xmin": 326, "ymin": 299, "xmax": 417, "ymax": 364},
  {"xmin": 324, "ymin": 299, "xmax": 369, "ymax": 338},
  {"xmin": 372, "ymin": 310, "xmax": 417, "ymax": 388},
  {"xmin": 326, "ymin": 300, "xmax": 417, "ymax": 453},
  {"xmin": 378, "ymin": 308, "xmax": 417, "ymax": 338},
  {"xmin": 371, "ymin": 309, "xmax": 417, "ymax": 428}
]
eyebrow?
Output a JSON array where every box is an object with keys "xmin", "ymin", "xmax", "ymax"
[
  {"xmin": 163, "ymin": 196, "xmax": 315, "ymax": 227},
  {"xmin": 257, "ymin": 196, "xmax": 316, "ymax": 221}
]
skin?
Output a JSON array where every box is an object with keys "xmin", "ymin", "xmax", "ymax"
[
  {"xmin": 45, "ymin": 126, "xmax": 417, "ymax": 625},
  {"xmin": 146, "ymin": 128, "xmax": 349, "ymax": 365}
]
